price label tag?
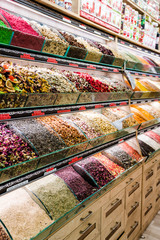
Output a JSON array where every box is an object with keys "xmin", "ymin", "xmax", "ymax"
[
  {"xmin": 113, "ymin": 69, "xmax": 119, "ymax": 72},
  {"xmin": 79, "ymin": 106, "xmax": 86, "ymax": 111},
  {"xmin": 95, "ymin": 104, "xmax": 104, "ymax": 108},
  {"xmin": 0, "ymin": 114, "xmax": 11, "ymax": 120},
  {"xmin": 7, "ymin": 180, "xmax": 28, "ymax": 192},
  {"xmin": 120, "ymin": 102, "xmax": 127, "ymax": 105},
  {"xmin": 79, "ymin": 24, "xmax": 86, "ymax": 29},
  {"xmin": 20, "ymin": 54, "xmax": 35, "ymax": 60},
  {"xmin": 118, "ymin": 139, "xmax": 124, "ymax": 144},
  {"xmin": 32, "ymin": 111, "xmax": 45, "ymax": 116},
  {"xmin": 69, "ymin": 157, "xmax": 83, "ymax": 165},
  {"xmin": 94, "ymin": 30, "xmax": 101, "ymax": 35},
  {"xmin": 47, "ymin": 58, "xmax": 58, "ymax": 64},
  {"xmin": 63, "ymin": 17, "xmax": 71, "ymax": 23},
  {"xmin": 44, "ymin": 167, "xmax": 56, "ymax": 175},
  {"xmin": 87, "ymin": 65, "xmax": 96, "ymax": 69},
  {"xmin": 69, "ymin": 63, "xmax": 79, "ymax": 67},
  {"xmin": 57, "ymin": 109, "xmax": 71, "ymax": 113},
  {"xmin": 102, "ymin": 68, "xmax": 108, "ymax": 71},
  {"xmin": 109, "ymin": 103, "xmax": 116, "ymax": 107}
]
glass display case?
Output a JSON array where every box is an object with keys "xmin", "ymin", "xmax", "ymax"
[
  {"xmin": 0, "ymin": 1, "xmax": 160, "ymax": 239},
  {"xmin": 0, "ymin": 134, "xmax": 147, "ymax": 240}
]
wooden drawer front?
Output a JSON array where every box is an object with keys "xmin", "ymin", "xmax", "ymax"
[
  {"xmin": 101, "ymin": 213, "xmax": 124, "ymax": 240},
  {"xmin": 50, "ymin": 197, "xmax": 103, "ymax": 240},
  {"xmin": 126, "ymin": 194, "xmax": 141, "ymax": 220},
  {"xmin": 155, "ymin": 189, "xmax": 160, "ymax": 207},
  {"xmin": 156, "ymin": 177, "xmax": 160, "ymax": 190},
  {"xmin": 143, "ymin": 166, "xmax": 155, "ymax": 187},
  {"xmin": 156, "ymin": 160, "xmax": 160, "ymax": 176},
  {"xmin": 65, "ymin": 210, "xmax": 100, "ymax": 240},
  {"xmin": 102, "ymin": 190, "xmax": 125, "ymax": 230},
  {"xmin": 143, "ymin": 158, "xmax": 156, "ymax": 172},
  {"xmin": 142, "ymin": 199, "xmax": 154, "ymax": 225},
  {"xmin": 93, "ymin": 235, "xmax": 100, "ymax": 240},
  {"xmin": 126, "ymin": 215, "xmax": 141, "ymax": 240},
  {"xmin": 143, "ymin": 182, "xmax": 155, "ymax": 205},
  {"xmin": 125, "ymin": 167, "xmax": 142, "ymax": 187},
  {"xmin": 126, "ymin": 176, "xmax": 141, "ymax": 205}
]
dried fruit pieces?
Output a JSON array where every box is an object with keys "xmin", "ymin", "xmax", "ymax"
[{"xmin": 37, "ymin": 116, "xmax": 87, "ymax": 147}]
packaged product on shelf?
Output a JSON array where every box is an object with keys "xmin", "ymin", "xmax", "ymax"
[
  {"xmin": 0, "ymin": 188, "xmax": 53, "ymax": 240},
  {"xmin": 28, "ymin": 21, "xmax": 69, "ymax": 56},
  {"xmin": 103, "ymin": 145, "xmax": 136, "ymax": 169},
  {"xmin": 0, "ymin": 222, "xmax": 10, "ymax": 240},
  {"xmin": 26, "ymin": 174, "xmax": 79, "ymax": 220},
  {"xmin": 0, "ymin": 123, "xmax": 37, "ymax": 169},
  {"xmin": 64, "ymin": 0, "xmax": 72, "ymax": 11},
  {"xmin": 37, "ymin": 115, "xmax": 87, "ymax": 147},
  {"xmin": 138, "ymin": 139, "xmax": 155, "ymax": 156},
  {"xmin": 76, "ymin": 157, "xmax": 114, "ymax": 187},
  {"xmin": 138, "ymin": 134, "xmax": 160, "ymax": 151},
  {"xmin": 59, "ymin": 31, "xmax": 87, "ymax": 59},
  {"xmin": 145, "ymin": 131, "xmax": 160, "ymax": 144},
  {"xmin": 91, "ymin": 152, "xmax": 125, "ymax": 177},
  {"xmin": 8, "ymin": 119, "xmax": 66, "ymax": 156},
  {"xmin": 0, "ymin": 9, "xmax": 45, "ymax": 51},
  {"xmin": 56, "ymin": 166, "xmax": 98, "ymax": 201},
  {"xmin": 75, "ymin": 37, "xmax": 102, "ymax": 62}
]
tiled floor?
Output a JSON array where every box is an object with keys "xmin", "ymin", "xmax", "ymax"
[{"xmin": 139, "ymin": 211, "xmax": 160, "ymax": 240}]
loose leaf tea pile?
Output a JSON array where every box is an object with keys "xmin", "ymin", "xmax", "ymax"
[
  {"xmin": 0, "ymin": 188, "xmax": 53, "ymax": 240},
  {"xmin": 26, "ymin": 174, "xmax": 79, "ymax": 219},
  {"xmin": 0, "ymin": 123, "xmax": 37, "ymax": 169},
  {"xmin": 8, "ymin": 119, "xmax": 66, "ymax": 156},
  {"xmin": 77, "ymin": 157, "xmax": 115, "ymax": 187},
  {"xmin": 56, "ymin": 166, "xmax": 98, "ymax": 201}
]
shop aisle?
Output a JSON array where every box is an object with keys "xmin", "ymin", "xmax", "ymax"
[{"xmin": 139, "ymin": 211, "xmax": 160, "ymax": 240}]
